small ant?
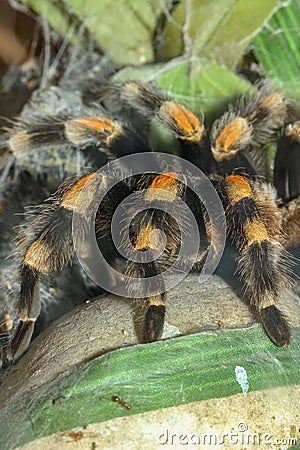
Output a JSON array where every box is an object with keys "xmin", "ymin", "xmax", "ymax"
[
  {"xmin": 63, "ymin": 429, "xmax": 99, "ymax": 447},
  {"xmin": 67, "ymin": 431, "xmax": 84, "ymax": 443},
  {"xmin": 111, "ymin": 395, "xmax": 131, "ymax": 410},
  {"xmin": 216, "ymin": 319, "xmax": 226, "ymax": 329}
]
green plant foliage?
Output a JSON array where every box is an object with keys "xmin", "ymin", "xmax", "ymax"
[
  {"xmin": 253, "ymin": 0, "xmax": 300, "ymax": 99},
  {"xmin": 19, "ymin": 0, "xmax": 85, "ymax": 48},
  {"xmin": 0, "ymin": 326, "xmax": 299, "ymax": 449},
  {"xmin": 20, "ymin": 0, "xmax": 281, "ymax": 69},
  {"xmin": 155, "ymin": 0, "xmax": 279, "ymax": 68},
  {"xmin": 20, "ymin": 0, "xmax": 163, "ymax": 65}
]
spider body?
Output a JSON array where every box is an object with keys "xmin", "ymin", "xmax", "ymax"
[{"xmin": 0, "ymin": 76, "xmax": 299, "ymax": 368}]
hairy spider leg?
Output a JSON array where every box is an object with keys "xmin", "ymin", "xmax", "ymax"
[
  {"xmin": 0, "ymin": 172, "xmax": 125, "ymax": 364},
  {"xmin": 110, "ymin": 79, "xmax": 215, "ymax": 173},
  {"xmin": 274, "ymin": 121, "xmax": 300, "ymax": 203},
  {"xmin": 222, "ymin": 174, "xmax": 292, "ymax": 346},
  {"xmin": 124, "ymin": 172, "xmax": 190, "ymax": 342},
  {"xmin": 280, "ymin": 197, "xmax": 300, "ymax": 249},
  {"xmin": 211, "ymin": 89, "xmax": 287, "ymax": 163},
  {"xmin": 7, "ymin": 114, "xmax": 151, "ymax": 161}
]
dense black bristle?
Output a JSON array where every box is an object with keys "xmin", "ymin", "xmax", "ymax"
[
  {"xmin": 231, "ymin": 197, "xmax": 260, "ymax": 231},
  {"xmin": 8, "ymin": 117, "xmax": 66, "ymax": 154},
  {"xmin": 274, "ymin": 123, "xmax": 300, "ymax": 202},
  {"xmin": 19, "ymin": 265, "xmax": 38, "ymax": 313},
  {"xmin": 142, "ymin": 305, "xmax": 166, "ymax": 343},
  {"xmin": 238, "ymin": 241, "xmax": 284, "ymax": 302},
  {"xmin": 259, "ymin": 305, "xmax": 291, "ymax": 347}
]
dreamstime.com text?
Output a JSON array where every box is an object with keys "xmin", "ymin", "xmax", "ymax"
[{"xmin": 158, "ymin": 423, "xmax": 298, "ymax": 447}]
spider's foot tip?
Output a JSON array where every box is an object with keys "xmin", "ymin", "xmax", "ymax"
[
  {"xmin": 0, "ymin": 319, "xmax": 35, "ymax": 368},
  {"xmin": 259, "ymin": 305, "xmax": 291, "ymax": 347},
  {"xmin": 142, "ymin": 305, "xmax": 166, "ymax": 343}
]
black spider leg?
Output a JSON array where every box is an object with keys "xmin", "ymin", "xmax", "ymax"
[
  {"xmin": 6, "ymin": 113, "xmax": 152, "ymax": 163},
  {"xmin": 221, "ymin": 174, "xmax": 292, "ymax": 346},
  {"xmin": 274, "ymin": 121, "xmax": 300, "ymax": 203},
  {"xmin": 122, "ymin": 172, "xmax": 190, "ymax": 342},
  {"xmin": 210, "ymin": 88, "xmax": 287, "ymax": 176},
  {"xmin": 184, "ymin": 178, "xmax": 213, "ymax": 270},
  {"xmin": 0, "ymin": 172, "xmax": 127, "ymax": 364},
  {"xmin": 274, "ymin": 120, "xmax": 300, "ymax": 269},
  {"xmin": 111, "ymin": 80, "xmax": 215, "ymax": 173}
]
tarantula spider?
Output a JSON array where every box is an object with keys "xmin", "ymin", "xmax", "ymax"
[{"xmin": 0, "ymin": 79, "xmax": 299, "ymax": 367}]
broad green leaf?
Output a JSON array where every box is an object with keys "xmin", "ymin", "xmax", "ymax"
[
  {"xmin": 18, "ymin": 0, "xmax": 85, "ymax": 48},
  {"xmin": 0, "ymin": 326, "xmax": 299, "ymax": 449},
  {"xmin": 253, "ymin": 0, "xmax": 300, "ymax": 99},
  {"xmin": 20, "ymin": 0, "xmax": 163, "ymax": 65},
  {"xmin": 68, "ymin": 0, "xmax": 163, "ymax": 65},
  {"xmin": 19, "ymin": 0, "xmax": 279, "ymax": 68},
  {"xmin": 156, "ymin": 0, "xmax": 280, "ymax": 68}
]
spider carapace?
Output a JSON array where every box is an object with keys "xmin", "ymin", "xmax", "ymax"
[{"xmin": 0, "ymin": 79, "xmax": 299, "ymax": 367}]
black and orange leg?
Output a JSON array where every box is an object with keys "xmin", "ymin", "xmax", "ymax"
[
  {"xmin": 0, "ymin": 172, "xmax": 120, "ymax": 365},
  {"xmin": 274, "ymin": 121, "xmax": 300, "ymax": 202},
  {"xmin": 127, "ymin": 255, "xmax": 167, "ymax": 343},
  {"xmin": 280, "ymin": 197, "xmax": 300, "ymax": 249},
  {"xmin": 222, "ymin": 174, "xmax": 292, "ymax": 346},
  {"xmin": 110, "ymin": 80, "xmax": 214, "ymax": 172},
  {"xmin": 274, "ymin": 120, "xmax": 300, "ymax": 252},
  {"xmin": 102, "ymin": 78, "xmax": 279, "ymax": 168},
  {"xmin": 124, "ymin": 172, "xmax": 188, "ymax": 342},
  {"xmin": 210, "ymin": 89, "xmax": 287, "ymax": 174},
  {"xmin": 7, "ymin": 114, "xmax": 150, "ymax": 161}
]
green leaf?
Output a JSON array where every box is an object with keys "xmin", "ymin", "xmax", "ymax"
[
  {"xmin": 156, "ymin": 0, "xmax": 279, "ymax": 68},
  {"xmin": 253, "ymin": 0, "xmax": 300, "ymax": 99},
  {"xmin": 1, "ymin": 326, "xmax": 299, "ymax": 449},
  {"xmin": 69, "ymin": 0, "xmax": 163, "ymax": 65},
  {"xmin": 18, "ymin": 0, "xmax": 280, "ymax": 68},
  {"xmin": 20, "ymin": 0, "xmax": 163, "ymax": 65},
  {"xmin": 18, "ymin": 0, "xmax": 85, "ymax": 48}
]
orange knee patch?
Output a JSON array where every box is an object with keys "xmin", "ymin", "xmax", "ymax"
[
  {"xmin": 60, "ymin": 174, "xmax": 97, "ymax": 210},
  {"xmin": 73, "ymin": 117, "xmax": 115, "ymax": 133},
  {"xmin": 144, "ymin": 172, "xmax": 182, "ymax": 201},
  {"xmin": 146, "ymin": 294, "xmax": 165, "ymax": 307},
  {"xmin": 225, "ymin": 175, "xmax": 253, "ymax": 205},
  {"xmin": 135, "ymin": 223, "xmax": 157, "ymax": 251},
  {"xmin": 215, "ymin": 118, "xmax": 251, "ymax": 156},
  {"xmin": 65, "ymin": 117, "xmax": 122, "ymax": 144},
  {"xmin": 286, "ymin": 121, "xmax": 300, "ymax": 141},
  {"xmin": 151, "ymin": 172, "xmax": 179, "ymax": 189},
  {"xmin": 159, "ymin": 102, "xmax": 204, "ymax": 142}
]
